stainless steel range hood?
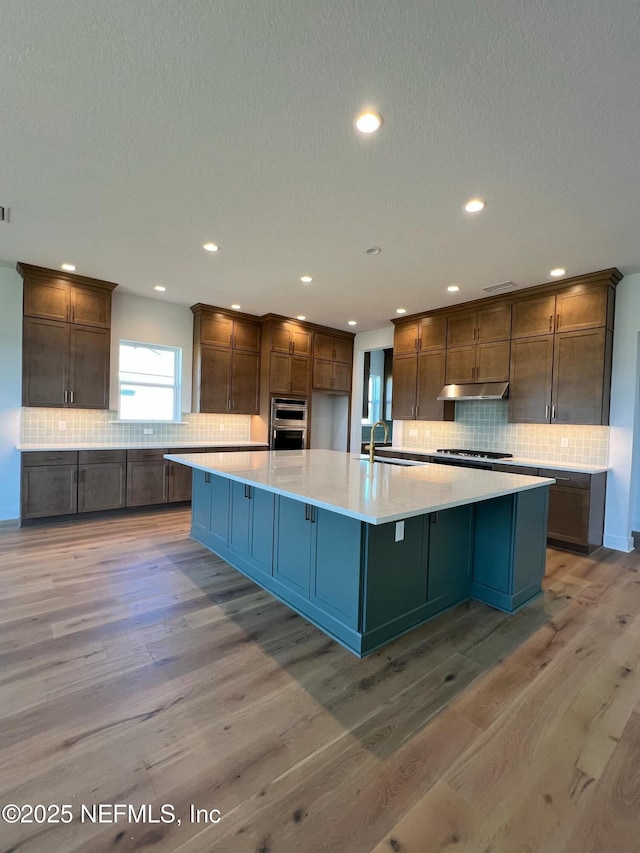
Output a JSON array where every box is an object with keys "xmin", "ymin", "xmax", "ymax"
[{"xmin": 437, "ymin": 382, "xmax": 509, "ymax": 401}]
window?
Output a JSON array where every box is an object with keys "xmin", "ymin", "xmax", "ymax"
[
  {"xmin": 118, "ymin": 341, "xmax": 182, "ymax": 422},
  {"xmin": 361, "ymin": 374, "xmax": 381, "ymax": 424}
]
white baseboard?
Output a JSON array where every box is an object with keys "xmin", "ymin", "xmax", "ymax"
[{"xmin": 603, "ymin": 533, "xmax": 635, "ymax": 553}]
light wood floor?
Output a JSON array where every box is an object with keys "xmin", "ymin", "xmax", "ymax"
[{"xmin": 1, "ymin": 509, "xmax": 640, "ymax": 852}]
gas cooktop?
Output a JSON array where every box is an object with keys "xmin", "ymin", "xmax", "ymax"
[{"xmin": 435, "ymin": 449, "xmax": 513, "ymax": 460}]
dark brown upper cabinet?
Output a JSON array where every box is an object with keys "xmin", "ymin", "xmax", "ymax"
[
  {"xmin": 18, "ymin": 264, "xmax": 117, "ymax": 409},
  {"xmin": 512, "ymin": 282, "xmax": 615, "ymax": 339},
  {"xmin": 391, "ymin": 350, "xmax": 454, "ymax": 422},
  {"xmin": 447, "ymin": 303, "xmax": 511, "ymax": 347},
  {"xmin": 191, "ymin": 305, "xmax": 262, "ymax": 414},
  {"xmin": 393, "ymin": 316, "xmax": 447, "ymax": 355},
  {"xmin": 270, "ymin": 320, "xmax": 312, "ymax": 356},
  {"xmin": 312, "ymin": 332, "xmax": 353, "ymax": 393}
]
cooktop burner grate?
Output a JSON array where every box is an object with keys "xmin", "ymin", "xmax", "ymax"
[{"xmin": 436, "ymin": 449, "xmax": 513, "ymax": 460}]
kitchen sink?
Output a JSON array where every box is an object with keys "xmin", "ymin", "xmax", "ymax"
[{"xmin": 359, "ymin": 454, "xmax": 427, "ymax": 467}]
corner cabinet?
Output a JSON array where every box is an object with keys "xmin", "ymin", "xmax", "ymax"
[
  {"xmin": 191, "ymin": 305, "xmax": 261, "ymax": 414},
  {"xmin": 18, "ymin": 263, "xmax": 117, "ymax": 409}
]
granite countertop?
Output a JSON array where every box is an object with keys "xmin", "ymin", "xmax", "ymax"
[
  {"xmin": 18, "ymin": 440, "xmax": 268, "ymax": 451},
  {"xmin": 386, "ymin": 446, "xmax": 609, "ymax": 474},
  {"xmin": 165, "ymin": 448, "xmax": 555, "ymax": 525}
]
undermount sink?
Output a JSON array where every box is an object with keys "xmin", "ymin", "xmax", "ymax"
[{"xmin": 359, "ymin": 454, "xmax": 426, "ymax": 467}]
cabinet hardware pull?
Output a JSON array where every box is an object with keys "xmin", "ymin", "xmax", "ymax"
[
  {"xmin": 545, "ymin": 404, "xmax": 549, "ymax": 419},
  {"xmin": 549, "ymin": 315, "xmax": 553, "ymax": 333},
  {"xmin": 410, "ymin": 404, "xmax": 414, "ymax": 417},
  {"xmin": 415, "ymin": 405, "xmax": 419, "ymax": 417},
  {"xmin": 273, "ymin": 430, "xmax": 277, "ymax": 442},
  {"xmin": 473, "ymin": 327, "xmax": 476, "ymax": 341},
  {"xmin": 71, "ymin": 306, "xmax": 75, "ymax": 323},
  {"xmin": 70, "ymin": 390, "xmax": 74, "ymax": 403},
  {"xmin": 552, "ymin": 405, "xmax": 556, "ymax": 420},
  {"xmin": 415, "ymin": 338, "xmax": 419, "ymax": 350},
  {"xmin": 305, "ymin": 503, "xmax": 310, "ymax": 521},
  {"xmin": 555, "ymin": 477, "xmax": 571, "ymax": 481},
  {"xmin": 311, "ymin": 506, "xmax": 316, "ymax": 523},
  {"xmin": 431, "ymin": 512, "xmax": 438, "ymax": 524},
  {"xmin": 64, "ymin": 390, "xmax": 68, "ymax": 403},
  {"xmin": 556, "ymin": 313, "xmax": 560, "ymax": 329},
  {"xmin": 205, "ymin": 473, "xmax": 210, "ymax": 483}
]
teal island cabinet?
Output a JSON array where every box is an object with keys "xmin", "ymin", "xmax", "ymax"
[{"xmin": 166, "ymin": 449, "xmax": 554, "ymax": 657}]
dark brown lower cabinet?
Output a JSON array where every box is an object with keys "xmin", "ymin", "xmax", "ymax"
[
  {"xmin": 126, "ymin": 450, "xmax": 169, "ymax": 507},
  {"xmin": 540, "ymin": 468, "xmax": 607, "ymax": 554},
  {"xmin": 21, "ymin": 452, "xmax": 78, "ymax": 518},
  {"xmin": 78, "ymin": 450, "xmax": 126, "ymax": 513}
]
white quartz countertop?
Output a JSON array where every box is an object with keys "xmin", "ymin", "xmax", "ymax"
[
  {"xmin": 165, "ymin": 448, "xmax": 555, "ymax": 525},
  {"xmin": 386, "ymin": 446, "xmax": 609, "ymax": 474},
  {"xmin": 18, "ymin": 440, "xmax": 268, "ymax": 451}
]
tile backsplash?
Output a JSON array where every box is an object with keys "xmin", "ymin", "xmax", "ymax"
[
  {"xmin": 394, "ymin": 400, "xmax": 609, "ymax": 466},
  {"xmin": 21, "ymin": 408, "xmax": 252, "ymax": 446}
]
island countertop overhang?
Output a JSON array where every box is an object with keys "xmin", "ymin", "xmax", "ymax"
[{"xmin": 166, "ymin": 449, "xmax": 555, "ymax": 525}]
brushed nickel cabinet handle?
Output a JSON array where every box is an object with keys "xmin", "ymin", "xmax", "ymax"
[
  {"xmin": 545, "ymin": 404, "xmax": 549, "ymax": 419},
  {"xmin": 552, "ymin": 405, "xmax": 556, "ymax": 420},
  {"xmin": 64, "ymin": 390, "xmax": 68, "ymax": 403},
  {"xmin": 415, "ymin": 405, "xmax": 419, "ymax": 417},
  {"xmin": 70, "ymin": 390, "xmax": 74, "ymax": 403},
  {"xmin": 204, "ymin": 472, "xmax": 211, "ymax": 483}
]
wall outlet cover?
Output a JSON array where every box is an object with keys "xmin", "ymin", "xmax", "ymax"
[
  {"xmin": 409, "ymin": 429, "xmax": 418, "ymax": 437},
  {"xmin": 219, "ymin": 424, "xmax": 225, "ymax": 431},
  {"xmin": 144, "ymin": 428, "xmax": 153, "ymax": 434},
  {"xmin": 58, "ymin": 421, "xmax": 66, "ymax": 431},
  {"xmin": 561, "ymin": 437, "xmax": 569, "ymax": 447},
  {"xmin": 395, "ymin": 520, "xmax": 405, "ymax": 542}
]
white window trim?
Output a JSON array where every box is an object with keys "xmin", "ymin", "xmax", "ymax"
[{"xmin": 117, "ymin": 340, "xmax": 183, "ymax": 423}]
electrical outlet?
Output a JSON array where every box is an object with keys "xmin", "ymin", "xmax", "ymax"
[
  {"xmin": 144, "ymin": 428, "xmax": 153, "ymax": 435},
  {"xmin": 409, "ymin": 429, "xmax": 418, "ymax": 437},
  {"xmin": 58, "ymin": 421, "xmax": 66, "ymax": 431},
  {"xmin": 219, "ymin": 424, "xmax": 225, "ymax": 431},
  {"xmin": 561, "ymin": 437, "xmax": 569, "ymax": 447},
  {"xmin": 395, "ymin": 520, "xmax": 405, "ymax": 542},
  {"xmin": 423, "ymin": 429, "xmax": 430, "ymax": 438}
]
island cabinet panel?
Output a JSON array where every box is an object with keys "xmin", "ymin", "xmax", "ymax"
[
  {"xmin": 311, "ymin": 509, "xmax": 362, "ymax": 629},
  {"xmin": 209, "ymin": 473, "xmax": 231, "ymax": 549},
  {"xmin": 273, "ymin": 496, "xmax": 312, "ymax": 596},
  {"xmin": 192, "ymin": 470, "xmax": 213, "ymax": 540},
  {"xmin": 471, "ymin": 488, "xmax": 548, "ymax": 612},
  {"xmin": 426, "ymin": 505, "xmax": 472, "ymax": 610},
  {"xmin": 229, "ymin": 482, "xmax": 275, "ymax": 578}
]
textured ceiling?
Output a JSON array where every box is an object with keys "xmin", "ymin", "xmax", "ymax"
[{"xmin": 1, "ymin": 0, "xmax": 639, "ymax": 331}]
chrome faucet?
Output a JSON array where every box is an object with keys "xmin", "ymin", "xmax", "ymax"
[{"xmin": 367, "ymin": 420, "xmax": 389, "ymax": 464}]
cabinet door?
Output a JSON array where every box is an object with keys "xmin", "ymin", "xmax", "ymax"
[
  {"xmin": 209, "ymin": 473, "xmax": 230, "ymax": 548},
  {"xmin": 126, "ymin": 460, "xmax": 168, "ymax": 506},
  {"xmin": 418, "ymin": 315, "xmax": 447, "ymax": 350},
  {"xmin": 314, "ymin": 333, "xmax": 334, "ymax": 360},
  {"xmin": 68, "ymin": 325, "xmax": 110, "ymax": 409},
  {"xmin": 475, "ymin": 341, "xmax": 510, "ymax": 382},
  {"xmin": 391, "ymin": 354, "xmax": 417, "ymax": 419},
  {"xmin": 447, "ymin": 312, "xmax": 476, "ymax": 347},
  {"xmin": 512, "ymin": 294, "xmax": 556, "ymax": 338},
  {"xmin": 290, "ymin": 326, "xmax": 312, "ymax": 356},
  {"xmin": 249, "ymin": 487, "xmax": 275, "ymax": 576},
  {"xmin": 199, "ymin": 312, "xmax": 234, "ymax": 347},
  {"xmin": 416, "ymin": 349, "xmax": 447, "ymax": 420},
  {"xmin": 22, "ymin": 317, "xmax": 69, "ymax": 407},
  {"xmin": 199, "ymin": 346, "xmax": 232, "ymax": 412},
  {"xmin": 477, "ymin": 303, "xmax": 511, "ymax": 342},
  {"xmin": 427, "ymin": 506, "xmax": 472, "ymax": 608},
  {"xmin": 232, "ymin": 319, "xmax": 261, "ymax": 352},
  {"xmin": 312, "ymin": 358, "xmax": 333, "ymax": 390},
  {"xmin": 192, "ymin": 470, "xmax": 213, "ymax": 537},
  {"xmin": 23, "ymin": 279, "xmax": 69, "ymax": 322},
  {"xmin": 270, "ymin": 324, "xmax": 292, "ymax": 353},
  {"xmin": 70, "ymin": 286, "xmax": 111, "ymax": 328},
  {"xmin": 445, "ymin": 346, "xmax": 476, "ymax": 384},
  {"xmin": 78, "ymin": 463, "xmax": 126, "ymax": 512},
  {"xmin": 229, "ymin": 481, "xmax": 252, "ymax": 557},
  {"xmin": 168, "ymin": 462, "xmax": 193, "ymax": 502},
  {"xmin": 546, "ymin": 485, "xmax": 590, "ymax": 545},
  {"xmin": 332, "ymin": 361, "xmax": 351, "ymax": 393},
  {"xmin": 393, "ymin": 321, "xmax": 419, "ymax": 355},
  {"xmin": 509, "ymin": 336, "xmax": 553, "ymax": 424},
  {"xmin": 269, "ymin": 352, "xmax": 292, "ymax": 394},
  {"xmin": 21, "ymin": 464, "xmax": 77, "ymax": 518},
  {"xmin": 555, "ymin": 286, "xmax": 609, "ymax": 333},
  {"xmin": 552, "ymin": 328, "xmax": 609, "ymax": 425},
  {"xmin": 333, "ymin": 336, "xmax": 353, "ymax": 363},
  {"xmin": 312, "ymin": 508, "xmax": 362, "ymax": 628},
  {"xmin": 290, "ymin": 355, "xmax": 310, "ymax": 395},
  {"xmin": 274, "ymin": 496, "xmax": 312, "ymax": 596},
  {"xmin": 230, "ymin": 350, "xmax": 260, "ymax": 413}
]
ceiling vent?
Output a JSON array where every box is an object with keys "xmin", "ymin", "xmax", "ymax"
[{"xmin": 482, "ymin": 280, "xmax": 518, "ymax": 295}]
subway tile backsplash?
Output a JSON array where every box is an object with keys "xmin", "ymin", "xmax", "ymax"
[
  {"xmin": 394, "ymin": 400, "xmax": 608, "ymax": 466},
  {"xmin": 21, "ymin": 408, "xmax": 252, "ymax": 446}
]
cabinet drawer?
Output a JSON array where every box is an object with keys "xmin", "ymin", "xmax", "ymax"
[
  {"xmin": 79, "ymin": 450, "xmax": 126, "ymax": 465},
  {"xmin": 493, "ymin": 464, "xmax": 539, "ymax": 475},
  {"xmin": 168, "ymin": 447, "xmax": 208, "ymax": 454},
  {"xmin": 22, "ymin": 450, "xmax": 78, "ymax": 467},
  {"xmin": 538, "ymin": 468, "xmax": 590, "ymax": 489},
  {"xmin": 126, "ymin": 449, "xmax": 169, "ymax": 462}
]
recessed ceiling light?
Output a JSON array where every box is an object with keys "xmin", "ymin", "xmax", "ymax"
[
  {"xmin": 202, "ymin": 242, "xmax": 219, "ymax": 253},
  {"xmin": 348, "ymin": 320, "xmax": 357, "ymax": 326},
  {"xmin": 355, "ymin": 111, "xmax": 383, "ymax": 134},
  {"xmin": 396, "ymin": 308, "xmax": 407, "ymax": 314},
  {"xmin": 464, "ymin": 198, "xmax": 486, "ymax": 213},
  {"xmin": 365, "ymin": 247, "xmax": 382, "ymax": 255},
  {"xmin": 300, "ymin": 275, "xmax": 313, "ymax": 283},
  {"xmin": 154, "ymin": 285, "xmax": 166, "ymax": 292},
  {"xmin": 447, "ymin": 285, "xmax": 460, "ymax": 292},
  {"xmin": 231, "ymin": 303, "xmax": 241, "ymax": 310},
  {"xmin": 61, "ymin": 263, "xmax": 76, "ymax": 272},
  {"xmin": 297, "ymin": 315, "xmax": 306, "ymax": 321},
  {"xmin": 550, "ymin": 267, "xmax": 566, "ymax": 277}
]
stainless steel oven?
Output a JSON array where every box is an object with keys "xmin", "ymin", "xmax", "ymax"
[{"xmin": 270, "ymin": 398, "xmax": 308, "ymax": 450}]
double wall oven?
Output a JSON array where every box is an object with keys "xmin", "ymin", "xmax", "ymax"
[{"xmin": 270, "ymin": 398, "xmax": 308, "ymax": 450}]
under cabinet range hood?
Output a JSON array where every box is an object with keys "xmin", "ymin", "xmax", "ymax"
[{"xmin": 437, "ymin": 382, "xmax": 509, "ymax": 401}]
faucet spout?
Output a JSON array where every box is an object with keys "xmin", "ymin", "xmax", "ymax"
[{"xmin": 368, "ymin": 421, "xmax": 389, "ymax": 464}]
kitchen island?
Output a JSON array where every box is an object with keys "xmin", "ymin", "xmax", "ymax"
[{"xmin": 166, "ymin": 449, "xmax": 554, "ymax": 656}]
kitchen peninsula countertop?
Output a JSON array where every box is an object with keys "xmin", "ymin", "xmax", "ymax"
[
  {"xmin": 165, "ymin": 448, "xmax": 554, "ymax": 525},
  {"xmin": 384, "ymin": 446, "xmax": 609, "ymax": 474}
]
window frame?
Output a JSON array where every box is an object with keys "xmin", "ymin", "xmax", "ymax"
[{"xmin": 117, "ymin": 339, "xmax": 183, "ymax": 423}]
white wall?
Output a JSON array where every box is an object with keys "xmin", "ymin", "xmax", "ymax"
[
  {"xmin": 0, "ymin": 266, "xmax": 23, "ymax": 521},
  {"xmin": 604, "ymin": 274, "xmax": 640, "ymax": 551},
  {"xmin": 311, "ymin": 393, "xmax": 349, "ymax": 451},
  {"xmin": 110, "ymin": 292, "xmax": 194, "ymax": 413},
  {"xmin": 349, "ymin": 326, "xmax": 394, "ymax": 452}
]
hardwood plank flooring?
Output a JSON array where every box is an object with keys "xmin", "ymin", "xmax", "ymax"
[{"xmin": 1, "ymin": 508, "xmax": 639, "ymax": 852}]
